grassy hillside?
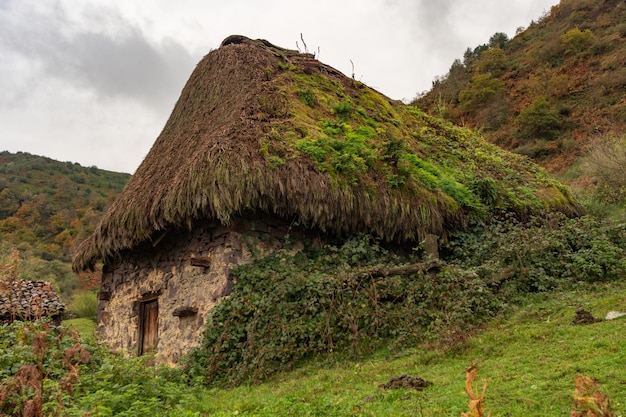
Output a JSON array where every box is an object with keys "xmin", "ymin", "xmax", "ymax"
[
  {"xmin": 0, "ymin": 151, "xmax": 129, "ymax": 299},
  {"xmin": 414, "ymin": 0, "xmax": 626, "ymax": 174}
]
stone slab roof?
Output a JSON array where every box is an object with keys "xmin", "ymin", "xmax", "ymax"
[{"xmin": 0, "ymin": 281, "xmax": 65, "ymax": 322}]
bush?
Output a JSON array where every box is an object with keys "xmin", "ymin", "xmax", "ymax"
[
  {"xmin": 560, "ymin": 27, "xmax": 596, "ymax": 54},
  {"xmin": 0, "ymin": 320, "xmax": 92, "ymax": 416},
  {"xmin": 474, "ymin": 48, "xmax": 507, "ymax": 77},
  {"xmin": 459, "ymin": 73, "xmax": 505, "ymax": 111},
  {"xmin": 0, "ymin": 320, "xmax": 201, "ymax": 416},
  {"xmin": 447, "ymin": 214, "xmax": 626, "ymax": 294},
  {"xmin": 514, "ymin": 96, "xmax": 563, "ymax": 140},
  {"xmin": 186, "ymin": 211, "xmax": 626, "ymax": 387},
  {"xmin": 185, "ymin": 236, "xmax": 499, "ymax": 386}
]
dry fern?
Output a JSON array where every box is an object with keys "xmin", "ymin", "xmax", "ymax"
[
  {"xmin": 571, "ymin": 374, "xmax": 614, "ymax": 417},
  {"xmin": 461, "ymin": 366, "xmax": 490, "ymax": 417}
]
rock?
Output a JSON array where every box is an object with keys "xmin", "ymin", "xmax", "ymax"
[{"xmin": 605, "ymin": 311, "xmax": 626, "ymax": 320}]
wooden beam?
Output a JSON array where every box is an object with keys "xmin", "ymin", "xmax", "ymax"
[{"xmin": 190, "ymin": 257, "xmax": 211, "ymax": 267}]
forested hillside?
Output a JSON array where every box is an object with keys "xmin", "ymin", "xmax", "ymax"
[
  {"xmin": 414, "ymin": 0, "xmax": 626, "ymax": 173},
  {"xmin": 0, "ymin": 151, "xmax": 129, "ymax": 299}
]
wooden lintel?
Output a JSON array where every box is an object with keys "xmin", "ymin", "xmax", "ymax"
[
  {"xmin": 190, "ymin": 257, "xmax": 211, "ymax": 267},
  {"xmin": 172, "ymin": 306, "xmax": 198, "ymax": 318}
]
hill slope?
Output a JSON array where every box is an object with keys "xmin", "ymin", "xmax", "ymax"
[
  {"xmin": 415, "ymin": 0, "xmax": 626, "ymax": 173},
  {"xmin": 0, "ymin": 151, "xmax": 129, "ymax": 298}
]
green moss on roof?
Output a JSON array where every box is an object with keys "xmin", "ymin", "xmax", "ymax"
[{"xmin": 72, "ymin": 36, "xmax": 582, "ymax": 272}]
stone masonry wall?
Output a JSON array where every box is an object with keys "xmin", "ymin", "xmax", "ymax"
[{"xmin": 98, "ymin": 215, "xmax": 303, "ymax": 364}]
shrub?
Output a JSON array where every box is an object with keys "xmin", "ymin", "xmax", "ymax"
[
  {"xmin": 560, "ymin": 27, "xmax": 596, "ymax": 54},
  {"xmin": 514, "ymin": 96, "xmax": 563, "ymax": 140},
  {"xmin": 581, "ymin": 136, "xmax": 626, "ymax": 204},
  {"xmin": 0, "ymin": 320, "xmax": 92, "ymax": 416},
  {"xmin": 475, "ymin": 48, "xmax": 507, "ymax": 77},
  {"xmin": 186, "ymin": 212, "xmax": 626, "ymax": 387},
  {"xmin": 331, "ymin": 100, "xmax": 353, "ymax": 118},
  {"xmin": 296, "ymin": 88, "xmax": 317, "ymax": 107},
  {"xmin": 447, "ymin": 214, "xmax": 626, "ymax": 295},
  {"xmin": 185, "ymin": 236, "xmax": 499, "ymax": 386},
  {"xmin": 0, "ymin": 320, "xmax": 201, "ymax": 416}
]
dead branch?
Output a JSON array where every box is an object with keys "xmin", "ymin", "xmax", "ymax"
[{"xmin": 349, "ymin": 259, "xmax": 444, "ymax": 280}]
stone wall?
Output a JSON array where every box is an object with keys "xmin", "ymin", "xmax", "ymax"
[{"xmin": 98, "ymin": 215, "xmax": 309, "ymax": 364}]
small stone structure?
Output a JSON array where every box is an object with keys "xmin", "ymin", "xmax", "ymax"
[
  {"xmin": 0, "ymin": 281, "xmax": 65, "ymax": 324},
  {"xmin": 98, "ymin": 215, "xmax": 312, "ymax": 364}
]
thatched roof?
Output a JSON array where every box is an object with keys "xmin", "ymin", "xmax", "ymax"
[{"xmin": 72, "ymin": 35, "xmax": 582, "ymax": 272}]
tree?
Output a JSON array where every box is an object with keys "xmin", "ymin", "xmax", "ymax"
[
  {"xmin": 489, "ymin": 32, "xmax": 509, "ymax": 49},
  {"xmin": 459, "ymin": 73, "xmax": 505, "ymax": 111}
]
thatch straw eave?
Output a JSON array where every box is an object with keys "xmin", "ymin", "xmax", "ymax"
[{"xmin": 72, "ymin": 35, "xmax": 582, "ymax": 272}]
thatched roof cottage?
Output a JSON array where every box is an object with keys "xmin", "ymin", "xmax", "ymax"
[{"xmin": 72, "ymin": 35, "xmax": 581, "ymax": 363}]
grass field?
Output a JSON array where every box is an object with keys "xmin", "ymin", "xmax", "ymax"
[{"xmin": 62, "ymin": 317, "xmax": 97, "ymax": 342}]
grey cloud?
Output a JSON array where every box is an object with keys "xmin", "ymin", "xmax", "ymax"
[
  {"xmin": 0, "ymin": 1, "xmax": 196, "ymax": 113},
  {"xmin": 410, "ymin": 0, "xmax": 462, "ymax": 50},
  {"xmin": 380, "ymin": 0, "xmax": 463, "ymax": 63},
  {"xmin": 67, "ymin": 31, "xmax": 196, "ymax": 111},
  {"xmin": 412, "ymin": 0, "xmax": 455, "ymax": 26}
]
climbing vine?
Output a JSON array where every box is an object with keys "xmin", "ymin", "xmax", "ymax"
[{"xmin": 185, "ymin": 235, "xmax": 498, "ymax": 386}]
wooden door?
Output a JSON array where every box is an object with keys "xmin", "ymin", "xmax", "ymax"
[{"xmin": 138, "ymin": 299, "xmax": 158, "ymax": 355}]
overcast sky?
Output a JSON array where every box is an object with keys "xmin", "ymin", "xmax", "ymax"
[{"xmin": 0, "ymin": 0, "xmax": 560, "ymax": 174}]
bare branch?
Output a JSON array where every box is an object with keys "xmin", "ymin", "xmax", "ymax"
[{"xmin": 300, "ymin": 33, "xmax": 308, "ymax": 54}]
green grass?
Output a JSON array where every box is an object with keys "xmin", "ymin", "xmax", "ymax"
[
  {"xmin": 181, "ymin": 282, "xmax": 626, "ymax": 416},
  {"xmin": 62, "ymin": 317, "xmax": 97, "ymax": 342}
]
